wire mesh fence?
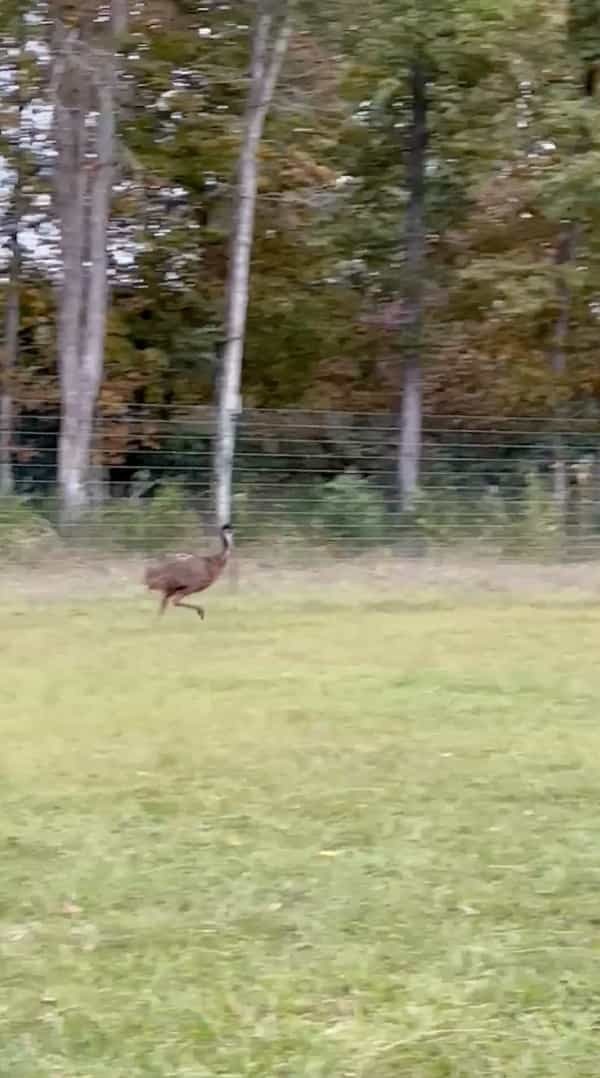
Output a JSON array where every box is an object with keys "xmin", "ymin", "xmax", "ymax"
[{"xmin": 3, "ymin": 406, "xmax": 600, "ymax": 561}]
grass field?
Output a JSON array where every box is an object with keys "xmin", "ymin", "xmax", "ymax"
[{"xmin": 4, "ymin": 576, "xmax": 600, "ymax": 1076}]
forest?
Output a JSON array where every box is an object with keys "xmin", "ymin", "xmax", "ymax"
[{"xmin": 2, "ymin": 0, "xmax": 600, "ymax": 552}]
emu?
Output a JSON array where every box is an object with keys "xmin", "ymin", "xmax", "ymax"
[{"xmin": 144, "ymin": 523, "xmax": 233, "ymax": 619}]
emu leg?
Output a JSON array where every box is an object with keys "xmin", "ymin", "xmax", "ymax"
[
  {"xmin": 171, "ymin": 593, "xmax": 205, "ymax": 619},
  {"xmin": 158, "ymin": 592, "xmax": 169, "ymax": 616}
]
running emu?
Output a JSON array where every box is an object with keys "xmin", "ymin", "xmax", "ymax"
[{"xmin": 144, "ymin": 523, "xmax": 233, "ymax": 619}]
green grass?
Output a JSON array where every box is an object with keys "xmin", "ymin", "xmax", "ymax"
[{"xmin": 3, "ymin": 590, "xmax": 600, "ymax": 1076}]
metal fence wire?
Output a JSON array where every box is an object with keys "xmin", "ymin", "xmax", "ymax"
[{"xmin": 3, "ymin": 406, "xmax": 600, "ymax": 559}]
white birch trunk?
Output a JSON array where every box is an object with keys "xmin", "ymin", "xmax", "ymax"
[
  {"xmin": 214, "ymin": 1, "xmax": 292, "ymax": 527},
  {"xmin": 397, "ymin": 58, "xmax": 427, "ymax": 514},
  {"xmin": 1, "ymin": 216, "xmax": 19, "ymax": 497},
  {"xmin": 54, "ymin": 1, "xmax": 124, "ymax": 523},
  {"xmin": 398, "ymin": 355, "xmax": 422, "ymax": 507},
  {"xmin": 1, "ymin": 7, "xmax": 25, "ymax": 498},
  {"xmin": 55, "ymin": 62, "xmax": 89, "ymax": 516}
]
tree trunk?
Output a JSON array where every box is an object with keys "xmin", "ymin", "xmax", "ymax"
[
  {"xmin": 398, "ymin": 355, "xmax": 422, "ymax": 509},
  {"xmin": 54, "ymin": 1, "xmax": 124, "ymax": 524},
  {"xmin": 550, "ymin": 223, "xmax": 575, "ymax": 517},
  {"xmin": 214, "ymin": 0, "xmax": 291, "ymax": 528},
  {"xmin": 396, "ymin": 58, "xmax": 427, "ymax": 513},
  {"xmin": 55, "ymin": 48, "xmax": 90, "ymax": 517},
  {"xmin": 1, "ymin": 4, "xmax": 25, "ymax": 498},
  {"xmin": 1, "ymin": 210, "xmax": 19, "ymax": 497},
  {"xmin": 547, "ymin": 38, "xmax": 596, "ymax": 521}
]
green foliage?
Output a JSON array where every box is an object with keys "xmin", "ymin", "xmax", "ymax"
[
  {"xmin": 0, "ymin": 496, "xmax": 57, "ymax": 561},
  {"xmin": 3, "ymin": 465, "xmax": 599, "ymax": 562},
  {"xmin": 515, "ymin": 469, "xmax": 564, "ymax": 560},
  {"xmin": 415, "ymin": 486, "xmax": 476, "ymax": 548},
  {"xmin": 569, "ymin": 0, "xmax": 600, "ymax": 67},
  {"xmin": 414, "ymin": 471, "xmax": 564, "ymax": 559},
  {"xmin": 476, "ymin": 486, "xmax": 513, "ymax": 549},
  {"xmin": 232, "ymin": 471, "xmax": 389, "ymax": 548},
  {"xmin": 72, "ymin": 483, "xmax": 203, "ymax": 554},
  {"xmin": 231, "ymin": 482, "xmax": 317, "ymax": 544},
  {"xmin": 11, "ymin": 0, "xmax": 600, "ymax": 458},
  {"xmin": 313, "ymin": 468, "xmax": 389, "ymax": 545}
]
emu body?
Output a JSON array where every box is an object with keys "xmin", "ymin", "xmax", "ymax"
[{"xmin": 144, "ymin": 524, "xmax": 233, "ymax": 619}]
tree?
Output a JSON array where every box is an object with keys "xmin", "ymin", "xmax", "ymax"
[
  {"xmin": 336, "ymin": 0, "xmax": 525, "ymax": 508},
  {"xmin": 214, "ymin": 0, "xmax": 292, "ymax": 528},
  {"xmin": 441, "ymin": 4, "xmax": 600, "ymax": 428},
  {"xmin": 12, "ymin": 0, "xmax": 600, "ymax": 523},
  {"xmin": 52, "ymin": 0, "xmax": 126, "ymax": 521},
  {"xmin": 0, "ymin": 0, "xmax": 26, "ymax": 496},
  {"xmin": 398, "ymin": 56, "xmax": 427, "ymax": 511},
  {"xmin": 1, "ymin": 186, "xmax": 20, "ymax": 498},
  {"xmin": 548, "ymin": 0, "xmax": 600, "ymax": 513}
]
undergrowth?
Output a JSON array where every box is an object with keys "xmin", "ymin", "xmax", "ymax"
[{"xmin": 0, "ymin": 469, "xmax": 596, "ymax": 559}]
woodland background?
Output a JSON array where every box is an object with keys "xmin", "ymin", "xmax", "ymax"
[{"xmin": 3, "ymin": 0, "xmax": 600, "ymax": 555}]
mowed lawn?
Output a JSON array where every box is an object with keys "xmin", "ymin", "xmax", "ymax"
[{"xmin": 3, "ymin": 590, "xmax": 600, "ymax": 1076}]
